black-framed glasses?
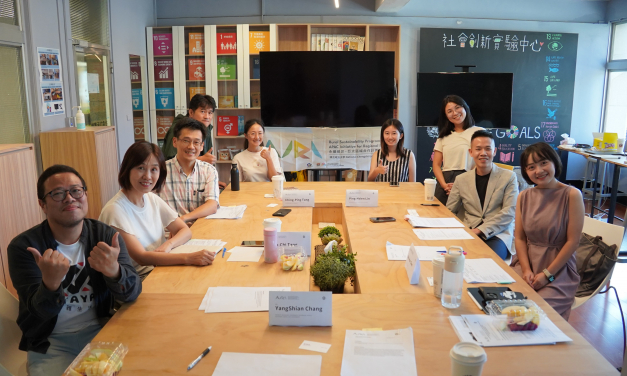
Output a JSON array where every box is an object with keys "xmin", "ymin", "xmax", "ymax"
[
  {"xmin": 44, "ymin": 187, "xmax": 86, "ymax": 202},
  {"xmin": 176, "ymin": 138, "xmax": 203, "ymax": 148}
]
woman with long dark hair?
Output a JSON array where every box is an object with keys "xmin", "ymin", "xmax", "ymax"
[
  {"xmin": 232, "ymin": 119, "xmax": 283, "ymax": 182},
  {"xmin": 368, "ymin": 119, "xmax": 416, "ymax": 182},
  {"xmin": 432, "ymin": 95, "xmax": 483, "ymax": 204}
]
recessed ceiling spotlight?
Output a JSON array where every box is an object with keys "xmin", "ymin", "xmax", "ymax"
[{"xmin": 335, "ymin": 0, "xmax": 339, "ymax": 8}]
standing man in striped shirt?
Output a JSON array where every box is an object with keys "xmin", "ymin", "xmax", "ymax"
[{"xmin": 160, "ymin": 117, "xmax": 220, "ymax": 225}]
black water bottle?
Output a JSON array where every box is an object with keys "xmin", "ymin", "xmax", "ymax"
[{"xmin": 230, "ymin": 163, "xmax": 240, "ymax": 191}]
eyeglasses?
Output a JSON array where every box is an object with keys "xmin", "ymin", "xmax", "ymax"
[
  {"xmin": 44, "ymin": 187, "xmax": 86, "ymax": 202},
  {"xmin": 177, "ymin": 138, "xmax": 203, "ymax": 148}
]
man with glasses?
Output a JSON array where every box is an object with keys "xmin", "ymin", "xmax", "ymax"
[
  {"xmin": 162, "ymin": 93, "xmax": 226, "ymax": 189},
  {"xmin": 160, "ymin": 117, "xmax": 220, "ymax": 225},
  {"xmin": 7, "ymin": 165, "xmax": 141, "ymax": 376}
]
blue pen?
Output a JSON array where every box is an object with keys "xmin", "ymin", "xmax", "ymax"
[{"xmin": 221, "ymin": 247, "xmax": 226, "ymax": 258}]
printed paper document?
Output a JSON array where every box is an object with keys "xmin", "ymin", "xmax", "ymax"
[
  {"xmin": 413, "ymin": 228, "xmax": 474, "ymax": 240},
  {"xmin": 170, "ymin": 239, "xmax": 225, "ymax": 254},
  {"xmin": 463, "ymin": 259, "xmax": 516, "ymax": 283},
  {"xmin": 386, "ymin": 241, "xmax": 446, "ymax": 261},
  {"xmin": 340, "ymin": 327, "xmax": 418, "ymax": 376},
  {"xmin": 449, "ymin": 315, "xmax": 572, "ymax": 347},
  {"xmin": 206, "ymin": 205, "xmax": 247, "ymax": 219},
  {"xmin": 408, "ymin": 217, "xmax": 464, "ymax": 228},
  {"xmin": 199, "ymin": 287, "xmax": 290, "ymax": 313},
  {"xmin": 226, "ymin": 246, "xmax": 264, "ymax": 262},
  {"xmin": 212, "ymin": 352, "xmax": 322, "ymax": 376}
]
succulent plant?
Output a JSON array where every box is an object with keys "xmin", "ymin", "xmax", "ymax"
[
  {"xmin": 310, "ymin": 256, "xmax": 351, "ymax": 293},
  {"xmin": 321, "ymin": 234, "xmax": 343, "ymax": 245},
  {"xmin": 318, "ymin": 226, "xmax": 341, "ymax": 239}
]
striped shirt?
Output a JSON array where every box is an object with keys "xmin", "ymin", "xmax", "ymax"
[
  {"xmin": 375, "ymin": 148, "xmax": 411, "ymax": 182},
  {"xmin": 159, "ymin": 157, "xmax": 220, "ymax": 216}
]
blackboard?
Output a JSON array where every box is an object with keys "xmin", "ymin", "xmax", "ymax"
[{"xmin": 416, "ymin": 28, "xmax": 578, "ymax": 181}]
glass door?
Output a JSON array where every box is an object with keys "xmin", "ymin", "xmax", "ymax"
[{"xmin": 75, "ymin": 46, "xmax": 113, "ymax": 127}]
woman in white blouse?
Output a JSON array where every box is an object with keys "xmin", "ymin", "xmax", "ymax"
[
  {"xmin": 232, "ymin": 119, "xmax": 283, "ymax": 182},
  {"xmin": 432, "ymin": 95, "xmax": 483, "ymax": 205}
]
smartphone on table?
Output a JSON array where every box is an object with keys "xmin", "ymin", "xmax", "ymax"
[
  {"xmin": 241, "ymin": 240, "xmax": 264, "ymax": 246},
  {"xmin": 272, "ymin": 209, "xmax": 292, "ymax": 217},
  {"xmin": 370, "ymin": 217, "xmax": 396, "ymax": 223}
]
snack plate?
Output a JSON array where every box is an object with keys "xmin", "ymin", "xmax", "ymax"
[
  {"xmin": 485, "ymin": 299, "xmax": 546, "ymax": 331},
  {"xmin": 63, "ymin": 342, "xmax": 128, "ymax": 376}
]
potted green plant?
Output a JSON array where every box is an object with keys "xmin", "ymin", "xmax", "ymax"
[
  {"xmin": 310, "ymin": 256, "xmax": 351, "ymax": 293},
  {"xmin": 310, "ymin": 244, "xmax": 357, "ymax": 293},
  {"xmin": 318, "ymin": 226, "xmax": 343, "ymax": 245}
]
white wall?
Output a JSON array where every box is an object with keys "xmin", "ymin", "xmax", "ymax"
[
  {"xmin": 154, "ymin": 0, "xmax": 610, "ymax": 180},
  {"xmin": 607, "ymin": 0, "xmax": 627, "ymax": 23},
  {"xmin": 110, "ymin": 0, "xmax": 156, "ymax": 162}
]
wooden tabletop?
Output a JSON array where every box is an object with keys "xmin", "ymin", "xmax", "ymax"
[{"xmin": 97, "ymin": 182, "xmax": 619, "ymax": 375}]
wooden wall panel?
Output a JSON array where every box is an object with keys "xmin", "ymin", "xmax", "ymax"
[
  {"xmin": 0, "ymin": 145, "xmax": 41, "ymax": 296},
  {"xmin": 94, "ymin": 128, "xmax": 119, "ymax": 211}
]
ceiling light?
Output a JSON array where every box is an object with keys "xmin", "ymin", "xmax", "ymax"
[{"xmin": 335, "ymin": 0, "xmax": 339, "ymax": 8}]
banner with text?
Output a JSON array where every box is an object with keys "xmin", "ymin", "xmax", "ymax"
[{"xmin": 265, "ymin": 127, "xmax": 380, "ymax": 171}]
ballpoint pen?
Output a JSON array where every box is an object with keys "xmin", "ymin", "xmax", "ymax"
[
  {"xmin": 187, "ymin": 346, "xmax": 211, "ymax": 371},
  {"xmin": 221, "ymin": 247, "xmax": 226, "ymax": 258}
]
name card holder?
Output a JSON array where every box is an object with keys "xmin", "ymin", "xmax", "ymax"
[
  {"xmin": 345, "ymin": 189, "xmax": 378, "ymax": 207},
  {"xmin": 269, "ymin": 291, "xmax": 332, "ymax": 326},
  {"xmin": 405, "ymin": 244, "xmax": 420, "ymax": 285},
  {"xmin": 282, "ymin": 190, "xmax": 315, "ymax": 207}
]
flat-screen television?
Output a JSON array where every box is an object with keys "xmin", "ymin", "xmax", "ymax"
[
  {"xmin": 416, "ymin": 73, "xmax": 513, "ymax": 129},
  {"xmin": 260, "ymin": 51, "xmax": 394, "ymax": 128}
]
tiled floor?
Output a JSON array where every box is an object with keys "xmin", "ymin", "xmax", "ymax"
[{"xmin": 569, "ymin": 200, "xmax": 626, "ymax": 369}]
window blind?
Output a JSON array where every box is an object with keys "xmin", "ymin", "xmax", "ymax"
[
  {"xmin": 69, "ymin": 0, "xmax": 110, "ymax": 46},
  {"xmin": 0, "ymin": 45, "xmax": 30, "ymax": 144}
]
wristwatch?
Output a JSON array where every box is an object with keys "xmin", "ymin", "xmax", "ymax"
[{"xmin": 542, "ymin": 269, "xmax": 555, "ymax": 283}]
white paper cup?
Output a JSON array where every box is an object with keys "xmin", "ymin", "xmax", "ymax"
[
  {"xmin": 432, "ymin": 255, "xmax": 445, "ymax": 298},
  {"xmin": 450, "ymin": 342, "xmax": 487, "ymax": 376},
  {"xmin": 271, "ymin": 175, "xmax": 284, "ymax": 200},
  {"xmin": 424, "ymin": 178, "xmax": 437, "ymax": 201},
  {"xmin": 263, "ymin": 217, "xmax": 282, "ymax": 232}
]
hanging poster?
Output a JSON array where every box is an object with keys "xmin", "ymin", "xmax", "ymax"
[
  {"xmin": 265, "ymin": 127, "xmax": 380, "ymax": 171},
  {"xmin": 38, "ymin": 47, "xmax": 65, "ymax": 117}
]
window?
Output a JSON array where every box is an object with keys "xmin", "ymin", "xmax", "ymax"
[
  {"xmin": 603, "ymin": 22, "xmax": 627, "ymax": 138},
  {"xmin": 0, "ymin": 0, "xmax": 17, "ymax": 26},
  {"xmin": 0, "ymin": 45, "xmax": 30, "ymax": 143}
]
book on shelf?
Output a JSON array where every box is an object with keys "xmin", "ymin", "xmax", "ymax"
[
  {"xmin": 189, "ymin": 86, "xmax": 206, "ymax": 98},
  {"xmin": 217, "ymin": 33, "xmax": 237, "ymax": 54},
  {"xmin": 349, "ymin": 36, "xmax": 359, "ymax": 51},
  {"xmin": 357, "ymin": 36, "xmax": 365, "ymax": 51},
  {"xmin": 133, "ymin": 117, "xmax": 144, "ymax": 137},
  {"xmin": 131, "ymin": 88, "xmax": 142, "ymax": 110},
  {"xmin": 249, "ymin": 31, "xmax": 270, "ymax": 54},
  {"xmin": 188, "ymin": 32, "xmax": 204, "ymax": 55},
  {"xmin": 157, "ymin": 115, "xmax": 174, "ymax": 138},
  {"xmin": 217, "ymin": 115, "xmax": 244, "ymax": 136},
  {"xmin": 217, "ymin": 56, "xmax": 236, "ymax": 79},
  {"xmin": 311, "ymin": 34, "xmax": 317, "ymax": 51},
  {"xmin": 343, "ymin": 35, "xmax": 350, "ymax": 51},
  {"xmin": 155, "ymin": 88, "xmax": 174, "ymax": 110},
  {"xmin": 130, "ymin": 60, "xmax": 141, "ymax": 82},
  {"xmin": 218, "ymin": 96, "xmax": 235, "ymax": 108},
  {"xmin": 153, "ymin": 33, "xmax": 172, "ymax": 56},
  {"xmin": 188, "ymin": 58, "xmax": 205, "ymax": 80},
  {"xmin": 251, "ymin": 92, "xmax": 260, "ymax": 107},
  {"xmin": 317, "ymin": 34, "xmax": 321, "ymax": 51},
  {"xmin": 154, "ymin": 59, "xmax": 173, "ymax": 81},
  {"xmin": 252, "ymin": 57, "xmax": 260, "ymax": 79},
  {"xmin": 238, "ymin": 116, "xmax": 245, "ymax": 135}
]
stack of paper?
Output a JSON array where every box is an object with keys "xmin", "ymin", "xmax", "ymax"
[
  {"xmin": 407, "ymin": 217, "xmax": 464, "ymax": 228},
  {"xmin": 463, "ymin": 259, "xmax": 516, "ymax": 283},
  {"xmin": 340, "ymin": 327, "xmax": 418, "ymax": 376},
  {"xmin": 169, "ymin": 239, "xmax": 226, "ymax": 254},
  {"xmin": 199, "ymin": 287, "xmax": 291, "ymax": 313},
  {"xmin": 385, "ymin": 241, "xmax": 446, "ymax": 261},
  {"xmin": 413, "ymin": 228, "xmax": 474, "ymax": 240},
  {"xmin": 449, "ymin": 315, "xmax": 572, "ymax": 347},
  {"xmin": 213, "ymin": 353, "xmax": 322, "ymax": 376},
  {"xmin": 206, "ymin": 205, "xmax": 247, "ymax": 219}
]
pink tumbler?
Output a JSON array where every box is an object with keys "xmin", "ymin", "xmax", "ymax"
[{"xmin": 264, "ymin": 227, "xmax": 278, "ymax": 263}]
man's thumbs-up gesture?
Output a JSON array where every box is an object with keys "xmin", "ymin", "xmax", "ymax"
[
  {"xmin": 27, "ymin": 247, "xmax": 70, "ymax": 291},
  {"xmin": 88, "ymin": 232, "xmax": 121, "ymax": 280}
]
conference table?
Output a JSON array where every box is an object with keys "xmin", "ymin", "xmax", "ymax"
[{"xmin": 95, "ymin": 182, "xmax": 619, "ymax": 375}]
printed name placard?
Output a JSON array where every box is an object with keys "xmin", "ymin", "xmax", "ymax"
[
  {"xmin": 282, "ymin": 190, "xmax": 315, "ymax": 207},
  {"xmin": 269, "ymin": 291, "xmax": 332, "ymax": 326},
  {"xmin": 405, "ymin": 244, "xmax": 421, "ymax": 285},
  {"xmin": 345, "ymin": 189, "xmax": 378, "ymax": 207},
  {"xmin": 276, "ymin": 231, "xmax": 312, "ymax": 256}
]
